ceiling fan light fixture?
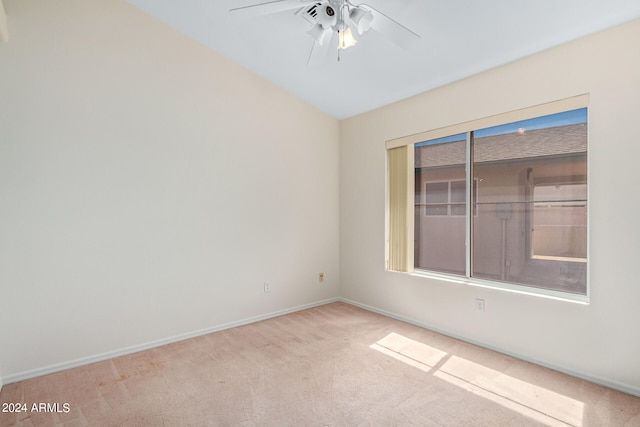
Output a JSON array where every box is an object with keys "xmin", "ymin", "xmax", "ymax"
[
  {"xmin": 307, "ymin": 23, "xmax": 332, "ymax": 46},
  {"xmin": 349, "ymin": 7, "xmax": 373, "ymax": 35},
  {"xmin": 230, "ymin": 0, "xmax": 421, "ymax": 66},
  {"xmin": 338, "ymin": 27, "xmax": 357, "ymax": 50},
  {"xmin": 316, "ymin": 3, "xmax": 337, "ymax": 28}
]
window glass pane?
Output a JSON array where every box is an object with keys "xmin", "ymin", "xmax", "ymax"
[
  {"xmin": 424, "ymin": 182, "xmax": 449, "ymax": 216},
  {"xmin": 532, "ymin": 183, "xmax": 587, "ymax": 260},
  {"xmin": 450, "ymin": 180, "xmax": 466, "ymax": 216},
  {"xmin": 450, "ymin": 180, "xmax": 466, "ymax": 203},
  {"xmin": 425, "ymin": 204, "xmax": 449, "ymax": 216},
  {"xmin": 415, "ymin": 134, "xmax": 466, "ymax": 275},
  {"xmin": 425, "ymin": 182, "xmax": 449, "ymax": 204},
  {"xmin": 472, "ymin": 108, "xmax": 587, "ymax": 295}
]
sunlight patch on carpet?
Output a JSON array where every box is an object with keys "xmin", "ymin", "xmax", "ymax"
[
  {"xmin": 371, "ymin": 333, "xmax": 584, "ymax": 427},
  {"xmin": 369, "ymin": 332, "xmax": 448, "ymax": 373}
]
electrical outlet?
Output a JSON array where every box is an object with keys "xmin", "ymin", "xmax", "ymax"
[
  {"xmin": 475, "ymin": 298, "xmax": 485, "ymax": 312},
  {"xmin": 319, "ymin": 272, "xmax": 324, "ymax": 283},
  {"xmin": 264, "ymin": 282, "xmax": 271, "ymax": 293}
]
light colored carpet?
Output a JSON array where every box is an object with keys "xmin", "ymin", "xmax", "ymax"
[{"xmin": 1, "ymin": 302, "xmax": 639, "ymax": 426}]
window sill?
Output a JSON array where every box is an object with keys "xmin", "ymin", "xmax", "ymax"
[{"xmin": 408, "ymin": 269, "xmax": 590, "ymax": 304}]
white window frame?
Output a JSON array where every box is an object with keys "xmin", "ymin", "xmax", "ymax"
[{"xmin": 386, "ymin": 95, "xmax": 590, "ymax": 303}]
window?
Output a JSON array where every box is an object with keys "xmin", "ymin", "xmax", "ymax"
[
  {"xmin": 420, "ymin": 180, "xmax": 477, "ymax": 217},
  {"xmin": 424, "ymin": 181, "xmax": 450, "ymax": 216},
  {"xmin": 388, "ymin": 96, "xmax": 588, "ymax": 299},
  {"xmin": 531, "ymin": 182, "xmax": 587, "ymax": 261},
  {"xmin": 421, "ymin": 180, "xmax": 473, "ymax": 216}
]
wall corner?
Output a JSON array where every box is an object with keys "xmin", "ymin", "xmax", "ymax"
[{"xmin": 0, "ymin": 0, "xmax": 8, "ymax": 43}]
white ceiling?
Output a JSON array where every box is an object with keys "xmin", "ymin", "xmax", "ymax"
[{"xmin": 127, "ymin": 0, "xmax": 640, "ymax": 119}]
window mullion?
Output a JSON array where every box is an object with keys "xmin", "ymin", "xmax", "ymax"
[
  {"xmin": 466, "ymin": 131, "xmax": 473, "ymax": 279},
  {"xmin": 448, "ymin": 181, "xmax": 452, "ymax": 216}
]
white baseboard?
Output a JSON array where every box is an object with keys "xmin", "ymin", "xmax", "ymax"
[
  {"xmin": 338, "ymin": 297, "xmax": 640, "ymax": 398},
  {"xmin": 1, "ymin": 298, "xmax": 340, "ymax": 385},
  {"xmin": 4, "ymin": 296, "xmax": 637, "ymax": 399}
]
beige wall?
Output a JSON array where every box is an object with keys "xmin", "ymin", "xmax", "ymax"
[
  {"xmin": 0, "ymin": 0, "xmax": 340, "ymax": 380},
  {"xmin": 340, "ymin": 19, "xmax": 640, "ymax": 395}
]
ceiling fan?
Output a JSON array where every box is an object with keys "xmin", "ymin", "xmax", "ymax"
[{"xmin": 229, "ymin": 0, "xmax": 421, "ymax": 66}]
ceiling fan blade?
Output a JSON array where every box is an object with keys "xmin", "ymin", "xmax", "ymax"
[
  {"xmin": 366, "ymin": 5, "xmax": 420, "ymax": 49},
  {"xmin": 307, "ymin": 31, "xmax": 336, "ymax": 67},
  {"xmin": 230, "ymin": 0, "xmax": 317, "ymax": 18}
]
